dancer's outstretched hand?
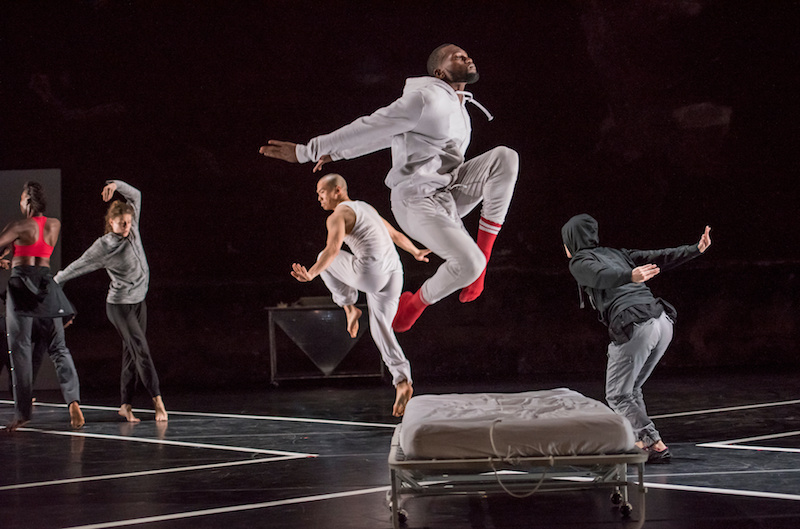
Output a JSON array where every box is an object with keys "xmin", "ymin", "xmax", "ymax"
[
  {"xmin": 260, "ymin": 140, "xmax": 299, "ymax": 163},
  {"xmin": 290, "ymin": 263, "xmax": 314, "ymax": 282},
  {"xmin": 698, "ymin": 225, "xmax": 712, "ymax": 253},
  {"xmin": 632, "ymin": 264, "xmax": 660, "ymax": 283}
]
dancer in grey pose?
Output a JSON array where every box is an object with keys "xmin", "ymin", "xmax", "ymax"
[
  {"xmin": 562, "ymin": 214, "xmax": 711, "ymax": 462},
  {"xmin": 55, "ymin": 180, "xmax": 167, "ymax": 422}
]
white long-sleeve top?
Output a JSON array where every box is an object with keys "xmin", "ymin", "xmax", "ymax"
[{"xmin": 296, "ymin": 77, "xmax": 474, "ymax": 201}]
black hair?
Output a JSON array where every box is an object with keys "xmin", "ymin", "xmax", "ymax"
[
  {"xmin": 427, "ymin": 43, "xmax": 454, "ymax": 76},
  {"xmin": 23, "ymin": 181, "xmax": 47, "ymax": 215}
]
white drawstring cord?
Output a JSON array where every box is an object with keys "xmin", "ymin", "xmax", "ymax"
[{"xmin": 456, "ymin": 90, "xmax": 495, "ymax": 121}]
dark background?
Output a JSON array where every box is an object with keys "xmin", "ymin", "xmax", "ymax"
[{"xmin": 2, "ymin": 0, "xmax": 798, "ymax": 392}]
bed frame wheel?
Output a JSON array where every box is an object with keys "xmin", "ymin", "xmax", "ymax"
[
  {"xmin": 620, "ymin": 502, "xmax": 633, "ymax": 517},
  {"xmin": 389, "ymin": 509, "xmax": 408, "ymax": 525},
  {"xmin": 610, "ymin": 491, "xmax": 623, "ymax": 505}
]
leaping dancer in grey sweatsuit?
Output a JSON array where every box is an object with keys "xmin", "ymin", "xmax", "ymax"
[
  {"xmin": 55, "ymin": 181, "xmax": 168, "ymax": 422},
  {"xmin": 260, "ymin": 44, "xmax": 519, "ymax": 333}
]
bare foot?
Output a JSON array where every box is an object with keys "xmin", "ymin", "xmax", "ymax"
[
  {"xmin": 118, "ymin": 404, "xmax": 141, "ymax": 423},
  {"xmin": 155, "ymin": 420, "xmax": 168, "ymax": 439},
  {"xmin": 153, "ymin": 395, "xmax": 168, "ymax": 422},
  {"xmin": 392, "ymin": 381, "xmax": 413, "ymax": 417},
  {"xmin": 69, "ymin": 401, "xmax": 85, "ymax": 429},
  {"xmin": 6, "ymin": 418, "xmax": 30, "ymax": 432},
  {"xmin": 343, "ymin": 305, "xmax": 362, "ymax": 338}
]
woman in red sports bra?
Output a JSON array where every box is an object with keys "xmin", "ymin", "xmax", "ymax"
[{"xmin": 0, "ymin": 181, "xmax": 84, "ymax": 431}]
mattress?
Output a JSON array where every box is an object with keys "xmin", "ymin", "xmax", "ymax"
[{"xmin": 398, "ymin": 388, "xmax": 635, "ymax": 460}]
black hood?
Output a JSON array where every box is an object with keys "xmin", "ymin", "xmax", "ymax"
[{"xmin": 561, "ymin": 214, "xmax": 599, "ymax": 256}]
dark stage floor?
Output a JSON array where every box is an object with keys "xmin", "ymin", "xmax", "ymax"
[{"xmin": 2, "ymin": 370, "xmax": 800, "ymax": 529}]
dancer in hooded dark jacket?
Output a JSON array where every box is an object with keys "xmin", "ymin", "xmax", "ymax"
[{"xmin": 561, "ymin": 214, "xmax": 711, "ymax": 463}]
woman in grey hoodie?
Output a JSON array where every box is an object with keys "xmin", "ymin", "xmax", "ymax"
[{"xmin": 55, "ymin": 181, "xmax": 167, "ymax": 422}]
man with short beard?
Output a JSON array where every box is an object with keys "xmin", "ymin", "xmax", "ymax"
[{"xmin": 261, "ymin": 44, "xmax": 519, "ymax": 332}]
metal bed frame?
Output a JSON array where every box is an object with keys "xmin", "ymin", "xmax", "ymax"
[{"xmin": 387, "ymin": 425, "xmax": 648, "ymax": 528}]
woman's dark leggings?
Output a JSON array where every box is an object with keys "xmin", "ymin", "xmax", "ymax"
[{"xmin": 106, "ymin": 301, "xmax": 161, "ymax": 405}]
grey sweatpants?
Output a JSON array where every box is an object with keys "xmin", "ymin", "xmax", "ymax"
[
  {"xmin": 391, "ymin": 146, "xmax": 519, "ymax": 305},
  {"xmin": 6, "ymin": 294, "xmax": 80, "ymax": 422},
  {"xmin": 605, "ymin": 311, "xmax": 673, "ymax": 446}
]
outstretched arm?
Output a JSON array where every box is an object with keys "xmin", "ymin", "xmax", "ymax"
[
  {"xmin": 262, "ymin": 90, "xmax": 424, "ymax": 171},
  {"xmin": 382, "ymin": 219, "xmax": 430, "ymax": 262},
  {"xmin": 53, "ymin": 238, "xmax": 109, "ymax": 285},
  {"xmin": 628, "ymin": 225, "xmax": 712, "ymax": 271},
  {"xmin": 291, "ymin": 211, "xmax": 347, "ymax": 282}
]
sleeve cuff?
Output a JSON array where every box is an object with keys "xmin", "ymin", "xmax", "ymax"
[{"xmin": 295, "ymin": 144, "xmax": 311, "ymax": 164}]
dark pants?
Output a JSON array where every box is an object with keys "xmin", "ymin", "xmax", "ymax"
[
  {"xmin": 2, "ymin": 316, "xmax": 47, "ymax": 395},
  {"xmin": 106, "ymin": 301, "xmax": 161, "ymax": 404},
  {"xmin": 6, "ymin": 295, "xmax": 81, "ymax": 421}
]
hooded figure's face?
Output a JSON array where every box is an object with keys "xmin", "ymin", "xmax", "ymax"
[{"xmin": 561, "ymin": 214, "xmax": 600, "ymax": 257}]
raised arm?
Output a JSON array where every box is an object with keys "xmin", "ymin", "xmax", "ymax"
[
  {"xmin": 382, "ymin": 218, "xmax": 430, "ymax": 262},
  {"xmin": 290, "ymin": 210, "xmax": 347, "ymax": 282},
  {"xmin": 104, "ymin": 180, "xmax": 142, "ymax": 226}
]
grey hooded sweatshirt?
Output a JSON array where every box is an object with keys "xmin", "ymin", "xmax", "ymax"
[
  {"xmin": 295, "ymin": 76, "xmax": 493, "ymax": 201},
  {"xmin": 561, "ymin": 214, "xmax": 701, "ymax": 344},
  {"xmin": 54, "ymin": 181, "xmax": 149, "ymax": 304}
]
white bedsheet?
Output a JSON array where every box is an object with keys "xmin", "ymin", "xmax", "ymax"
[{"xmin": 399, "ymin": 388, "xmax": 635, "ymax": 460}]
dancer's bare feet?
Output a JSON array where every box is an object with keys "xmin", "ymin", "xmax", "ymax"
[
  {"xmin": 343, "ymin": 305, "xmax": 362, "ymax": 338},
  {"xmin": 118, "ymin": 404, "xmax": 141, "ymax": 423},
  {"xmin": 153, "ymin": 396, "xmax": 168, "ymax": 422},
  {"xmin": 69, "ymin": 401, "xmax": 85, "ymax": 429},
  {"xmin": 6, "ymin": 418, "xmax": 30, "ymax": 432},
  {"xmin": 393, "ymin": 381, "xmax": 413, "ymax": 417},
  {"xmin": 155, "ymin": 420, "xmax": 168, "ymax": 439}
]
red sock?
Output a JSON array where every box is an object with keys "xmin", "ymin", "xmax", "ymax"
[
  {"xmin": 459, "ymin": 217, "xmax": 502, "ymax": 303},
  {"xmin": 392, "ymin": 290, "xmax": 428, "ymax": 332}
]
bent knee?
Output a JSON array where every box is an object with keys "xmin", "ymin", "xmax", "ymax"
[
  {"xmin": 492, "ymin": 146, "xmax": 519, "ymax": 173},
  {"xmin": 450, "ymin": 247, "xmax": 486, "ymax": 283}
]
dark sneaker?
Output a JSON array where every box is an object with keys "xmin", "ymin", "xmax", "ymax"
[{"xmin": 647, "ymin": 446, "xmax": 672, "ymax": 464}]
